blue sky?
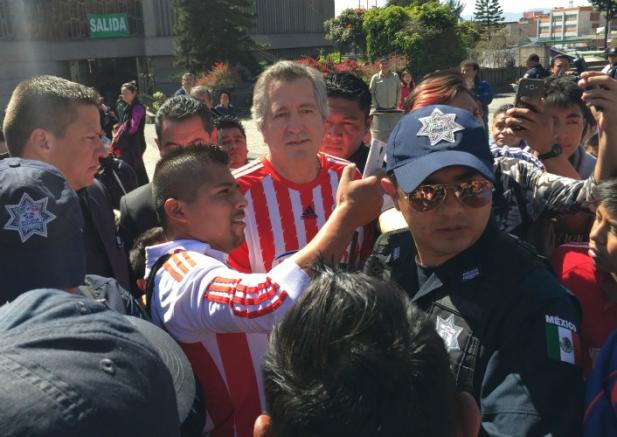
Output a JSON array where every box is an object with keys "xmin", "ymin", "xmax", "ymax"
[{"xmin": 335, "ymin": 0, "xmax": 592, "ymax": 20}]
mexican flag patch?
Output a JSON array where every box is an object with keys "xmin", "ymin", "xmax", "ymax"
[{"xmin": 545, "ymin": 315, "xmax": 581, "ymax": 366}]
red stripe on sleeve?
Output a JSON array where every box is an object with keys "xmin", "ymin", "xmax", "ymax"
[{"xmin": 217, "ymin": 333, "xmax": 262, "ymax": 437}]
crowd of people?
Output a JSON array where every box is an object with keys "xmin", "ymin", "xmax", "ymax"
[{"xmin": 2, "ymin": 49, "xmax": 617, "ymax": 437}]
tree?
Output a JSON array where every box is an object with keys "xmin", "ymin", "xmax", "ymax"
[
  {"xmin": 363, "ymin": 3, "xmax": 470, "ymax": 77},
  {"xmin": 170, "ymin": 0, "xmax": 257, "ymax": 74},
  {"xmin": 590, "ymin": 0, "xmax": 617, "ymax": 49},
  {"xmin": 324, "ymin": 8, "xmax": 367, "ymax": 55},
  {"xmin": 474, "ymin": 0, "xmax": 504, "ymax": 37}
]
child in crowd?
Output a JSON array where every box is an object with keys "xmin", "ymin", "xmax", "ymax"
[{"xmin": 551, "ymin": 178, "xmax": 617, "ymax": 377}]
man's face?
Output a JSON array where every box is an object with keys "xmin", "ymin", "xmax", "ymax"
[
  {"xmin": 260, "ymin": 77, "xmax": 325, "ymax": 166},
  {"xmin": 46, "ymin": 104, "xmax": 106, "ymax": 190},
  {"xmin": 156, "ymin": 115, "xmax": 213, "ymax": 156},
  {"xmin": 552, "ymin": 58, "xmax": 571, "ymax": 76},
  {"xmin": 391, "ymin": 166, "xmax": 492, "ymax": 266},
  {"xmin": 194, "ymin": 93, "xmax": 212, "ymax": 109},
  {"xmin": 322, "ymin": 97, "xmax": 371, "ymax": 159},
  {"xmin": 183, "ymin": 163, "xmax": 247, "ymax": 253},
  {"xmin": 461, "ymin": 65, "xmax": 477, "ymax": 81},
  {"xmin": 491, "ymin": 112, "xmax": 521, "ymax": 147},
  {"xmin": 380, "ymin": 60, "xmax": 390, "ymax": 74},
  {"xmin": 219, "ymin": 126, "xmax": 248, "ymax": 169},
  {"xmin": 182, "ymin": 77, "xmax": 194, "ymax": 91},
  {"xmin": 545, "ymin": 104, "xmax": 585, "ymax": 159},
  {"xmin": 609, "ymin": 55, "xmax": 617, "ymax": 66},
  {"xmin": 589, "ymin": 203, "xmax": 617, "ymax": 274}
]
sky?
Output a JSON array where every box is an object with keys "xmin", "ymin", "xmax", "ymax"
[{"xmin": 335, "ymin": 0, "xmax": 592, "ymax": 20}]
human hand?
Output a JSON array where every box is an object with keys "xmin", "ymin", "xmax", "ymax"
[
  {"xmin": 336, "ymin": 165, "xmax": 384, "ymax": 227},
  {"xmin": 579, "ymin": 72, "xmax": 617, "ymax": 131},
  {"xmin": 505, "ymin": 97, "xmax": 555, "ymax": 154}
]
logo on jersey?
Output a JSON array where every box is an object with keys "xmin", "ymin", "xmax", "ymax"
[
  {"xmin": 301, "ymin": 204, "xmax": 318, "ymax": 220},
  {"xmin": 435, "ymin": 314, "xmax": 463, "ymax": 352},
  {"xmin": 417, "ymin": 108, "xmax": 464, "ymax": 147},
  {"xmin": 4, "ymin": 193, "xmax": 57, "ymax": 243}
]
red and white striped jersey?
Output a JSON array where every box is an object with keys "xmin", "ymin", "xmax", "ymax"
[
  {"xmin": 145, "ymin": 239, "xmax": 310, "ymax": 437},
  {"xmin": 229, "ymin": 153, "xmax": 371, "ymax": 273}
]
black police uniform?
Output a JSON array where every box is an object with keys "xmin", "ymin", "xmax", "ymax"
[
  {"xmin": 524, "ymin": 65, "xmax": 550, "ymax": 79},
  {"xmin": 364, "ymin": 221, "xmax": 584, "ymax": 436}
]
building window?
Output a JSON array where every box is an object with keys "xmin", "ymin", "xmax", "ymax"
[
  {"xmin": 591, "ymin": 13, "xmax": 600, "ymax": 21},
  {"xmin": 0, "ymin": 0, "xmax": 12, "ymax": 39},
  {"xmin": 22, "ymin": 0, "xmax": 144, "ymax": 41}
]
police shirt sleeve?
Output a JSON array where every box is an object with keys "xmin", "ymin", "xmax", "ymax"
[{"xmin": 479, "ymin": 282, "xmax": 584, "ymax": 437}]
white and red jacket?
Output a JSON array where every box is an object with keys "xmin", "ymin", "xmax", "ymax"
[{"xmin": 146, "ymin": 239, "xmax": 310, "ymax": 437}]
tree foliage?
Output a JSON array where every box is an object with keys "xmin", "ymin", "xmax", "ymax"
[
  {"xmin": 324, "ymin": 8, "xmax": 367, "ymax": 54},
  {"xmin": 470, "ymin": 28, "xmax": 516, "ymax": 67},
  {"xmin": 474, "ymin": 0, "xmax": 504, "ymax": 37},
  {"xmin": 170, "ymin": 0, "xmax": 258, "ymax": 74},
  {"xmin": 363, "ymin": 2, "xmax": 470, "ymax": 78},
  {"xmin": 590, "ymin": 0, "xmax": 617, "ymax": 49}
]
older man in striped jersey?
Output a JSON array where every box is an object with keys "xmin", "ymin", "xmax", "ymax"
[{"xmin": 229, "ymin": 61, "xmax": 373, "ymax": 274}]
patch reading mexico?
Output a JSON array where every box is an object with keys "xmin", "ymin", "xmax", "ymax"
[
  {"xmin": 417, "ymin": 108, "xmax": 464, "ymax": 147},
  {"xmin": 4, "ymin": 193, "xmax": 57, "ymax": 243},
  {"xmin": 436, "ymin": 314, "xmax": 463, "ymax": 352},
  {"xmin": 545, "ymin": 315, "xmax": 581, "ymax": 366}
]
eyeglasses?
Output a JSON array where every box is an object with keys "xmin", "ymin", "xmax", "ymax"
[{"xmin": 403, "ymin": 179, "xmax": 494, "ymax": 212}]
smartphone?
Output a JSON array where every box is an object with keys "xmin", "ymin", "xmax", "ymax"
[
  {"xmin": 515, "ymin": 78, "xmax": 545, "ymax": 108},
  {"xmin": 362, "ymin": 138, "xmax": 387, "ymax": 178}
]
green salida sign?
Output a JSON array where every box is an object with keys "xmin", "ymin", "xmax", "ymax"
[{"xmin": 88, "ymin": 13, "xmax": 129, "ymax": 39}]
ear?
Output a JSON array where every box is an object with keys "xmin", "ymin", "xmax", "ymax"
[
  {"xmin": 23, "ymin": 128, "xmax": 53, "ymax": 160},
  {"xmin": 163, "ymin": 198, "xmax": 190, "ymax": 226},
  {"xmin": 381, "ymin": 177, "xmax": 402, "ymax": 211},
  {"xmin": 155, "ymin": 138, "xmax": 163, "ymax": 157},
  {"xmin": 455, "ymin": 391, "xmax": 481, "ymax": 437},
  {"xmin": 365, "ymin": 115, "xmax": 373, "ymax": 133},
  {"xmin": 253, "ymin": 414, "xmax": 272, "ymax": 437}
]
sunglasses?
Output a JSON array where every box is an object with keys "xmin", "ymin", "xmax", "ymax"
[{"xmin": 403, "ymin": 179, "xmax": 493, "ymax": 212}]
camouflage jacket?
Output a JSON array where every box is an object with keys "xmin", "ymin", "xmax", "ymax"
[{"xmin": 492, "ymin": 156, "xmax": 597, "ymax": 238}]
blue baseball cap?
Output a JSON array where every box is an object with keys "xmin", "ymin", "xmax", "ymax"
[
  {"xmin": 386, "ymin": 105, "xmax": 494, "ymax": 193},
  {"xmin": 0, "ymin": 288, "xmax": 195, "ymax": 436},
  {"xmin": 0, "ymin": 158, "xmax": 86, "ymax": 304}
]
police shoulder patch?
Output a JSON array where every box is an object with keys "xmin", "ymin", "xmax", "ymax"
[{"xmin": 545, "ymin": 314, "xmax": 581, "ymax": 366}]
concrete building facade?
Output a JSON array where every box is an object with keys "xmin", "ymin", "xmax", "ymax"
[{"xmin": 0, "ymin": 0, "xmax": 334, "ymax": 111}]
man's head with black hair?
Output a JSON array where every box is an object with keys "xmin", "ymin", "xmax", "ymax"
[
  {"xmin": 152, "ymin": 144, "xmax": 247, "ymax": 253},
  {"xmin": 589, "ymin": 178, "xmax": 617, "ymax": 278},
  {"xmin": 2, "ymin": 75, "xmax": 105, "ymax": 190},
  {"xmin": 129, "ymin": 227, "xmax": 167, "ymax": 293},
  {"xmin": 491, "ymin": 104, "xmax": 521, "ymax": 147},
  {"xmin": 544, "ymin": 76, "xmax": 596, "ymax": 160},
  {"xmin": 154, "ymin": 95, "xmax": 215, "ymax": 156},
  {"xmin": 550, "ymin": 55, "xmax": 572, "ymax": 76},
  {"xmin": 254, "ymin": 265, "xmax": 480, "ymax": 437},
  {"xmin": 215, "ymin": 116, "xmax": 248, "ymax": 169},
  {"xmin": 321, "ymin": 72, "xmax": 372, "ymax": 160}
]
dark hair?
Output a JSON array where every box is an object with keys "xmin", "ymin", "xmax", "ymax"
[
  {"xmin": 121, "ymin": 80, "xmax": 138, "ymax": 93},
  {"xmin": 527, "ymin": 54, "xmax": 540, "ymax": 63},
  {"xmin": 550, "ymin": 55, "xmax": 571, "ymax": 67},
  {"xmin": 129, "ymin": 227, "xmax": 167, "ymax": 284},
  {"xmin": 154, "ymin": 95, "xmax": 214, "ymax": 139},
  {"xmin": 3, "ymin": 75, "xmax": 101, "ymax": 156},
  {"xmin": 214, "ymin": 116, "xmax": 246, "ymax": 138},
  {"xmin": 325, "ymin": 72, "xmax": 372, "ymax": 118},
  {"xmin": 493, "ymin": 103, "xmax": 514, "ymax": 117},
  {"xmin": 460, "ymin": 60, "xmax": 479, "ymax": 72},
  {"xmin": 152, "ymin": 144, "xmax": 228, "ymax": 228},
  {"xmin": 597, "ymin": 178, "xmax": 617, "ymax": 217},
  {"xmin": 406, "ymin": 70, "xmax": 473, "ymax": 113},
  {"xmin": 544, "ymin": 76, "xmax": 595, "ymax": 136},
  {"xmin": 262, "ymin": 265, "xmax": 458, "ymax": 437}
]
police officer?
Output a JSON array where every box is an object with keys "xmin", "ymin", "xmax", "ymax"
[
  {"xmin": 364, "ymin": 105, "xmax": 583, "ymax": 436},
  {"xmin": 523, "ymin": 53, "xmax": 550, "ymax": 79}
]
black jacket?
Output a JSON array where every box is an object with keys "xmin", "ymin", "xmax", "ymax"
[
  {"xmin": 118, "ymin": 183, "xmax": 159, "ymax": 255},
  {"xmin": 364, "ymin": 222, "xmax": 584, "ymax": 437},
  {"xmin": 79, "ymin": 180, "xmax": 130, "ymax": 289}
]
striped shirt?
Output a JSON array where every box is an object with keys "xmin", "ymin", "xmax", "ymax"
[
  {"xmin": 146, "ymin": 239, "xmax": 310, "ymax": 437},
  {"xmin": 229, "ymin": 153, "xmax": 370, "ymax": 273}
]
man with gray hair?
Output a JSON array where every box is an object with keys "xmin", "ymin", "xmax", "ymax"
[{"xmin": 228, "ymin": 60, "xmax": 371, "ymax": 273}]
